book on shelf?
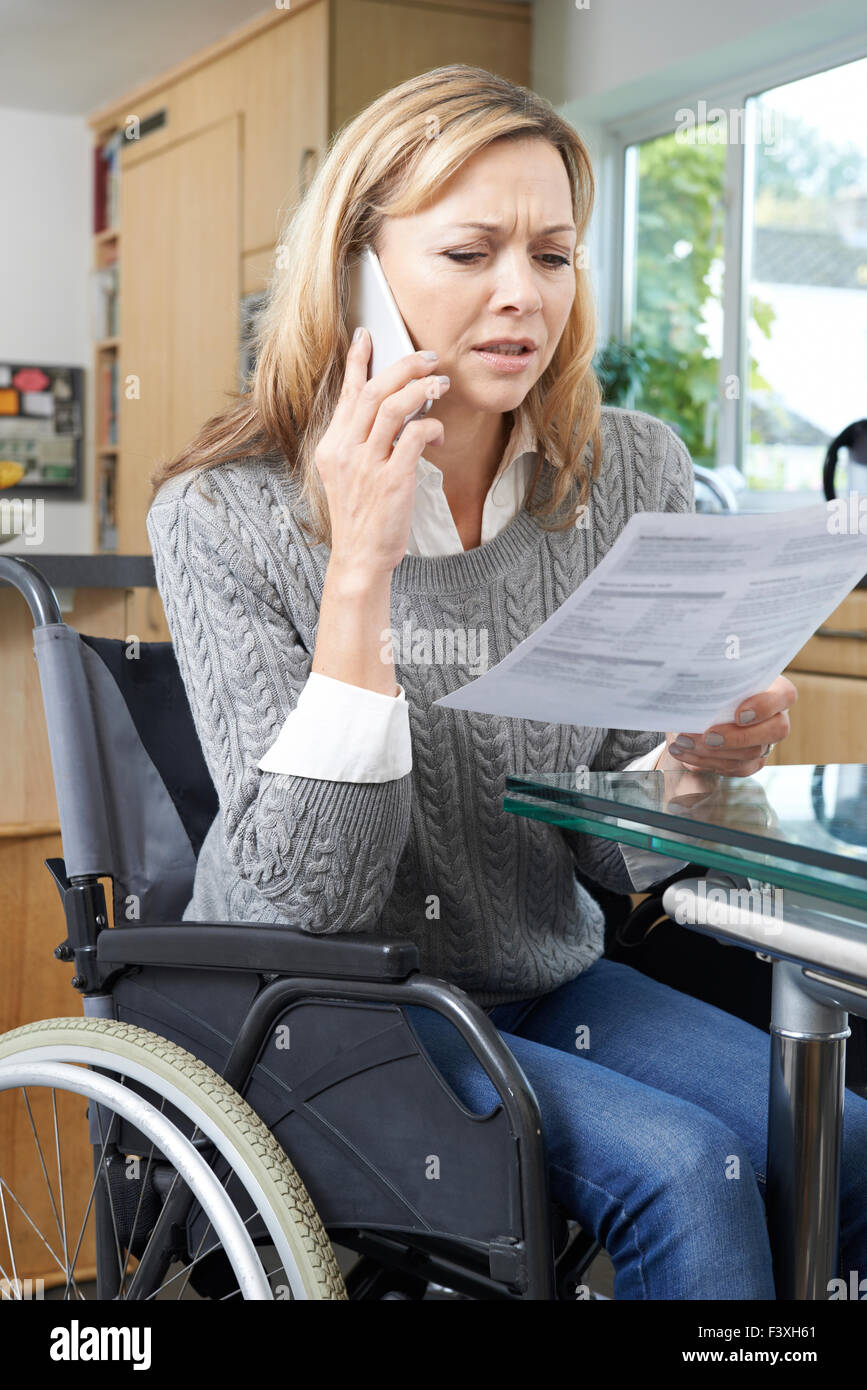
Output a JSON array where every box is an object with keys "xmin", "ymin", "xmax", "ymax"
[
  {"xmin": 93, "ymin": 129, "xmax": 123, "ymax": 235},
  {"xmin": 99, "ymin": 358, "xmax": 118, "ymax": 448},
  {"xmin": 91, "ymin": 260, "xmax": 120, "ymax": 340},
  {"xmin": 97, "ymin": 455, "xmax": 118, "ymax": 551}
]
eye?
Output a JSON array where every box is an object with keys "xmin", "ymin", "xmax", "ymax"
[{"xmin": 444, "ymin": 251, "xmax": 572, "ymax": 268}]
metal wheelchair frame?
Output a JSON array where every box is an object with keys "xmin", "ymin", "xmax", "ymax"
[{"xmin": 1, "ymin": 555, "xmax": 604, "ymax": 1301}]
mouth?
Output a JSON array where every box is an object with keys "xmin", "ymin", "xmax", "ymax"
[{"xmin": 471, "ymin": 340, "xmax": 538, "ymax": 372}]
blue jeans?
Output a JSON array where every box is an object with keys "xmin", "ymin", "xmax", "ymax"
[{"xmin": 403, "ymin": 957, "xmax": 867, "ymax": 1300}]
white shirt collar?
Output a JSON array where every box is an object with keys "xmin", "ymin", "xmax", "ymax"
[{"xmin": 407, "ymin": 413, "xmax": 538, "ymax": 557}]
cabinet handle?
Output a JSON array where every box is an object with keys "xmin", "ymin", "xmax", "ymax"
[{"xmin": 815, "ymin": 626, "xmax": 867, "ymax": 640}]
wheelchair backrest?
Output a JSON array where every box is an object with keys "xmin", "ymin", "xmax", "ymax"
[{"xmin": 32, "ymin": 622, "xmax": 218, "ymax": 925}]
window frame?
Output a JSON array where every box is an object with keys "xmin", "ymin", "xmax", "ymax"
[{"xmin": 603, "ymin": 32, "xmax": 867, "ymax": 479}]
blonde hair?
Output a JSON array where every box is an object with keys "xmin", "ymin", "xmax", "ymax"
[{"xmin": 148, "ymin": 63, "xmax": 603, "ymax": 544}]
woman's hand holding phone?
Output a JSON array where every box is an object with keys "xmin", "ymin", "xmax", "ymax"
[
  {"xmin": 314, "ymin": 327, "xmax": 449, "ymax": 579},
  {"xmin": 311, "ymin": 327, "xmax": 448, "ymax": 697}
]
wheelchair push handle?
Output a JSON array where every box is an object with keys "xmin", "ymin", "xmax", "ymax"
[{"xmin": 0, "ymin": 555, "xmax": 63, "ymax": 627}]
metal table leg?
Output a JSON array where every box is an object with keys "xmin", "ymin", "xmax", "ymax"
[
  {"xmin": 661, "ymin": 873, "xmax": 867, "ymax": 1301},
  {"xmin": 767, "ymin": 959, "xmax": 849, "ymax": 1299}
]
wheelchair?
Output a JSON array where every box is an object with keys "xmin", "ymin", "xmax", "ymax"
[{"xmin": 0, "ymin": 553, "xmax": 630, "ymax": 1302}]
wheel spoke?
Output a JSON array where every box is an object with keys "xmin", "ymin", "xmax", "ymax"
[
  {"xmin": 16, "ymin": 1090, "xmax": 83, "ymax": 1298},
  {"xmin": 0, "ymin": 1175, "xmax": 19, "ymax": 1293},
  {"xmin": 117, "ymin": 1127, "xmax": 165, "ymax": 1296},
  {"xmin": 162, "ymin": 1155, "xmax": 274, "ymax": 1301},
  {"xmin": 0, "ymin": 1027, "xmax": 327, "ymax": 1303},
  {"xmin": 174, "ymin": 1211, "xmax": 217, "ymax": 1300},
  {"xmin": 90, "ymin": 1092, "xmax": 128, "ymax": 1295},
  {"xmin": 51, "ymin": 1089, "xmax": 71, "ymax": 1283},
  {"xmin": 20, "ymin": 1089, "xmax": 65, "ymax": 1255},
  {"xmin": 0, "ymin": 1176, "xmax": 66, "ymax": 1277},
  {"xmin": 64, "ymin": 1099, "xmax": 123, "ymax": 1292},
  {"xmin": 146, "ymin": 1206, "xmax": 270, "ymax": 1301},
  {"xmin": 124, "ymin": 1160, "xmax": 187, "ymax": 1301},
  {"xmin": 124, "ymin": 1121, "xmax": 206, "ymax": 1301}
]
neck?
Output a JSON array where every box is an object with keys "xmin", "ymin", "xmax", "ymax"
[{"xmin": 429, "ymin": 405, "xmax": 513, "ymax": 511}]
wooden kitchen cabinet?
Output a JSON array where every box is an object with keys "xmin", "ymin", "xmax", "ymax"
[
  {"xmin": 330, "ymin": 0, "xmax": 534, "ymax": 131},
  {"xmin": 786, "ymin": 589, "xmax": 867, "ymax": 680},
  {"xmin": 117, "ymin": 114, "xmax": 241, "ymax": 557},
  {"xmin": 773, "ymin": 588, "xmax": 867, "ymax": 764},
  {"xmin": 90, "ymin": 0, "xmax": 530, "ymax": 570}
]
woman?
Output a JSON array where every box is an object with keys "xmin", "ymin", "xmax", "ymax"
[{"xmin": 146, "ymin": 64, "xmax": 866, "ymax": 1299}]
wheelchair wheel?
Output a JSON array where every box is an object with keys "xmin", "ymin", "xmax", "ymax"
[{"xmin": 0, "ymin": 1018, "xmax": 346, "ymax": 1300}]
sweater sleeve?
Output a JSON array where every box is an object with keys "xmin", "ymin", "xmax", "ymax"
[{"xmin": 146, "ymin": 492, "xmax": 413, "ymax": 933}]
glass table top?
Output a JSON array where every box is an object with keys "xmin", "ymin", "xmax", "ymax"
[{"xmin": 504, "ymin": 764, "xmax": 867, "ymax": 913}]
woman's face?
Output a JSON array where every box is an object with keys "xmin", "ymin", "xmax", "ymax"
[{"xmin": 375, "ymin": 136, "xmax": 578, "ymax": 420}]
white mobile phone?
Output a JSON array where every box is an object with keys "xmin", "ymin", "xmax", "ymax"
[{"xmin": 348, "ymin": 245, "xmax": 434, "ymax": 437}]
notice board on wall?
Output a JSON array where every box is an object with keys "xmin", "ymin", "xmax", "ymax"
[{"xmin": 0, "ymin": 362, "xmax": 84, "ymax": 499}]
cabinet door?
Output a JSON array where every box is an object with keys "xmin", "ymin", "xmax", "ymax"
[
  {"xmin": 156, "ymin": 7, "xmax": 329, "ymax": 256},
  {"xmin": 237, "ymin": 7, "xmax": 328, "ymax": 253},
  {"xmin": 787, "ymin": 590, "xmax": 867, "ymax": 679},
  {"xmin": 330, "ymin": 0, "xmax": 531, "ymax": 131},
  {"xmin": 774, "ymin": 669, "xmax": 867, "ymax": 764},
  {"xmin": 118, "ymin": 115, "xmax": 241, "ymax": 555}
]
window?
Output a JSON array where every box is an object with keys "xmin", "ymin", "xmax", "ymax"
[
  {"xmin": 622, "ymin": 125, "xmax": 726, "ymax": 470},
  {"xmin": 741, "ymin": 59, "xmax": 867, "ymax": 493},
  {"xmin": 615, "ymin": 48, "xmax": 867, "ymax": 504}
]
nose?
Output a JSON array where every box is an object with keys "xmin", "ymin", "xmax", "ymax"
[{"xmin": 489, "ymin": 247, "xmax": 544, "ymax": 314}]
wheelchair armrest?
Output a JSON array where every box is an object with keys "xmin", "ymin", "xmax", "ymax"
[{"xmin": 97, "ymin": 921, "xmax": 420, "ymax": 982}]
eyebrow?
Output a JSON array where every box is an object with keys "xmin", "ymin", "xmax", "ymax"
[{"xmin": 446, "ymin": 221, "xmax": 577, "ymax": 237}]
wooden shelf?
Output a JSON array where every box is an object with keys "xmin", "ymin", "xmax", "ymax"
[{"xmin": 0, "ymin": 822, "xmax": 62, "ymax": 839}]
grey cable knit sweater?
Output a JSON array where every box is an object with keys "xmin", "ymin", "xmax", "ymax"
[{"xmin": 146, "ymin": 405, "xmax": 695, "ymax": 1008}]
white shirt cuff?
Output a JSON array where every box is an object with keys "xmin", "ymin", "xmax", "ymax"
[
  {"xmin": 256, "ymin": 671, "xmax": 412, "ymax": 782},
  {"xmin": 620, "ymin": 742, "xmax": 665, "ymax": 773},
  {"xmin": 617, "ymin": 741, "xmax": 690, "ymax": 889}
]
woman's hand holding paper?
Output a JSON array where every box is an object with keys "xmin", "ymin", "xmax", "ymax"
[{"xmin": 654, "ymin": 675, "xmax": 799, "ymax": 777}]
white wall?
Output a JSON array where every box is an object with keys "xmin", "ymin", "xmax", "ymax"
[
  {"xmin": 0, "ymin": 107, "xmax": 93, "ymax": 553},
  {"xmin": 534, "ymin": 0, "xmax": 867, "ymax": 123},
  {"xmin": 533, "ymin": 0, "xmax": 867, "ymax": 342}
]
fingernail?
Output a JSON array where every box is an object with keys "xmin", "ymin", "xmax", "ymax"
[
  {"xmin": 420, "ymin": 349, "xmax": 439, "ymax": 361},
  {"xmin": 436, "ymin": 375, "xmax": 450, "ymax": 387},
  {"xmin": 670, "ymin": 745, "xmax": 688, "ymax": 757},
  {"xmin": 704, "ymin": 732, "xmax": 724, "ymax": 746},
  {"xmin": 352, "ymin": 326, "xmax": 364, "ymax": 344},
  {"xmin": 738, "ymin": 710, "xmax": 756, "ymax": 724},
  {"xmin": 673, "ymin": 735, "xmax": 694, "ymax": 749}
]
